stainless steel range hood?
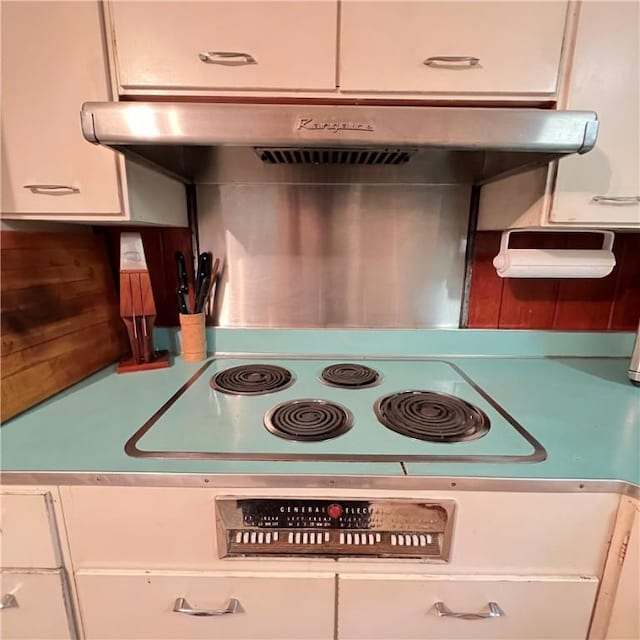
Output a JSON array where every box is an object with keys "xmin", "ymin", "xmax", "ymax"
[{"xmin": 81, "ymin": 102, "xmax": 598, "ymax": 185}]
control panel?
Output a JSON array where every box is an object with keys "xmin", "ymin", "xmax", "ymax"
[{"xmin": 216, "ymin": 498, "xmax": 455, "ymax": 561}]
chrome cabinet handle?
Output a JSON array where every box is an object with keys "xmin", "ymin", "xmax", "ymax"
[
  {"xmin": 591, "ymin": 195, "xmax": 640, "ymax": 205},
  {"xmin": 24, "ymin": 184, "xmax": 80, "ymax": 194},
  {"xmin": 0, "ymin": 594, "xmax": 19, "ymax": 610},
  {"xmin": 173, "ymin": 597, "xmax": 243, "ymax": 617},
  {"xmin": 434, "ymin": 601, "xmax": 504, "ymax": 620},
  {"xmin": 424, "ymin": 56, "xmax": 480, "ymax": 67},
  {"xmin": 198, "ymin": 51, "xmax": 257, "ymax": 66}
]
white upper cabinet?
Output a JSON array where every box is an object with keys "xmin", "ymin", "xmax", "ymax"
[
  {"xmin": 550, "ymin": 1, "xmax": 640, "ymax": 227},
  {"xmin": 1, "ymin": 1, "xmax": 122, "ymax": 217},
  {"xmin": 1, "ymin": 1, "xmax": 186, "ymax": 225},
  {"xmin": 109, "ymin": 1, "xmax": 338, "ymax": 94},
  {"xmin": 339, "ymin": 1, "xmax": 568, "ymax": 96}
]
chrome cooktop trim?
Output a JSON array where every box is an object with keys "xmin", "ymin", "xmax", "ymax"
[
  {"xmin": 1, "ymin": 472, "xmax": 638, "ymax": 498},
  {"xmin": 123, "ymin": 357, "xmax": 547, "ymax": 464}
]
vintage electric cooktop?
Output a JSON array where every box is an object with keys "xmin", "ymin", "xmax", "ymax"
[{"xmin": 125, "ymin": 357, "xmax": 546, "ymax": 463}]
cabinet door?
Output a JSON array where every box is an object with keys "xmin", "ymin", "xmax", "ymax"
[
  {"xmin": 338, "ymin": 574, "xmax": 597, "ymax": 640},
  {"xmin": 0, "ymin": 492, "xmax": 59, "ymax": 569},
  {"xmin": 76, "ymin": 570, "xmax": 335, "ymax": 639},
  {"xmin": 607, "ymin": 507, "xmax": 640, "ymax": 639},
  {"xmin": 550, "ymin": 2, "xmax": 639, "ymax": 227},
  {"xmin": 0, "ymin": 1, "xmax": 123, "ymax": 216},
  {"xmin": 110, "ymin": 1, "xmax": 337, "ymax": 94},
  {"xmin": 340, "ymin": 1, "xmax": 567, "ymax": 95},
  {"xmin": 0, "ymin": 570, "xmax": 75, "ymax": 639}
]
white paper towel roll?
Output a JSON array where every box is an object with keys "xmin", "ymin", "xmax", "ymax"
[{"xmin": 493, "ymin": 230, "xmax": 615, "ymax": 278}]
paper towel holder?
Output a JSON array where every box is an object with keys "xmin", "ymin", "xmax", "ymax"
[{"xmin": 493, "ymin": 228, "xmax": 616, "ymax": 279}]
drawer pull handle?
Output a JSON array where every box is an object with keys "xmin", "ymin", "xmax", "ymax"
[
  {"xmin": 198, "ymin": 51, "xmax": 257, "ymax": 66},
  {"xmin": 424, "ymin": 56, "xmax": 480, "ymax": 67},
  {"xmin": 0, "ymin": 594, "xmax": 19, "ymax": 610},
  {"xmin": 434, "ymin": 601, "xmax": 504, "ymax": 620},
  {"xmin": 591, "ymin": 195, "xmax": 640, "ymax": 205},
  {"xmin": 24, "ymin": 184, "xmax": 80, "ymax": 195},
  {"xmin": 173, "ymin": 597, "xmax": 243, "ymax": 617}
]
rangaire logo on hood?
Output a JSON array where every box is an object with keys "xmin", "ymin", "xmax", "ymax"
[{"xmin": 296, "ymin": 117, "xmax": 375, "ymax": 133}]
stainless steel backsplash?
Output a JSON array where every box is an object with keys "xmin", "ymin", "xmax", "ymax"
[{"xmin": 197, "ymin": 181, "xmax": 471, "ymax": 328}]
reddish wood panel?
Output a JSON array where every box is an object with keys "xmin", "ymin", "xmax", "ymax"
[
  {"xmin": 499, "ymin": 232, "xmax": 563, "ymax": 329},
  {"xmin": 99, "ymin": 226, "xmax": 194, "ymax": 327},
  {"xmin": 553, "ymin": 233, "xmax": 618, "ymax": 330},
  {"xmin": 468, "ymin": 230, "xmax": 640, "ymax": 331},
  {"xmin": 467, "ymin": 233, "xmax": 504, "ymax": 328},
  {"xmin": 610, "ymin": 234, "xmax": 640, "ymax": 330}
]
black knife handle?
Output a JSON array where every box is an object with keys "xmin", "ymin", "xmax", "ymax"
[
  {"xmin": 195, "ymin": 252, "xmax": 212, "ymax": 311},
  {"xmin": 175, "ymin": 251, "xmax": 189, "ymax": 293},
  {"xmin": 177, "ymin": 289, "xmax": 190, "ymax": 315}
]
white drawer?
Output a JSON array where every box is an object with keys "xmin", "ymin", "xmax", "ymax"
[
  {"xmin": 338, "ymin": 574, "xmax": 598, "ymax": 639},
  {"xmin": 76, "ymin": 570, "xmax": 335, "ymax": 639},
  {"xmin": 109, "ymin": 1, "xmax": 338, "ymax": 94},
  {"xmin": 0, "ymin": 569, "xmax": 74, "ymax": 639},
  {"xmin": 0, "ymin": 491, "xmax": 59, "ymax": 568}
]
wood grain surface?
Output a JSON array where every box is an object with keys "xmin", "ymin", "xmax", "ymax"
[
  {"xmin": 468, "ymin": 231, "xmax": 640, "ymax": 330},
  {"xmin": 1, "ymin": 231, "xmax": 126, "ymax": 423}
]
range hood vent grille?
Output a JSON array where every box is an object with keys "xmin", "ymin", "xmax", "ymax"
[{"xmin": 255, "ymin": 147, "xmax": 416, "ymax": 165}]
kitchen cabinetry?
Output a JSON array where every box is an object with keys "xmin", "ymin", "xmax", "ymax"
[
  {"xmin": 76, "ymin": 571, "xmax": 335, "ymax": 639},
  {"xmin": 338, "ymin": 574, "xmax": 597, "ymax": 639},
  {"xmin": 55, "ymin": 486, "xmax": 620, "ymax": 638},
  {"xmin": 1, "ymin": 484, "xmax": 634, "ymax": 639},
  {"xmin": 108, "ymin": 1, "xmax": 338, "ymax": 94},
  {"xmin": 106, "ymin": 1, "xmax": 570, "ymax": 101},
  {"xmin": 550, "ymin": 1, "xmax": 639, "ymax": 228},
  {"xmin": 0, "ymin": 1, "xmax": 186, "ymax": 225},
  {"xmin": 0, "ymin": 492, "xmax": 60, "ymax": 569},
  {"xmin": 0, "ymin": 570, "xmax": 75, "ymax": 640},
  {"xmin": 606, "ymin": 503, "xmax": 640, "ymax": 639},
  {"xmin": 339, "ymin": 1, "xmax": 568, "ymax": 96},
  {"xmin": 0, "ymin": 489, "xmax": 77, "ymax": 639},
  {"xmin": 591, "ymin": 497, "xmax": 640, "ymax": 640}
]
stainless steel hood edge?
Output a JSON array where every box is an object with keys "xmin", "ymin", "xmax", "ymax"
[{"xmin": 80, "ymin": 102, "xmax": 599, "ymax": 184}]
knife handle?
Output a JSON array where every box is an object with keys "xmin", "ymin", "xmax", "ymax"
[
  {"xmin": 177, "ymin": 289, "xmax": 190, "ymax": 315},
  {"xmin": 195, "ymin": 252, "xmax": 211, "ymax": 305},
  {"xmin": 175, "ymin": 251, "xmax": 189, "ymax": 293},
  {"xmin": 140, "ymin": 316, "xmax": 155, "ymax": 363}
]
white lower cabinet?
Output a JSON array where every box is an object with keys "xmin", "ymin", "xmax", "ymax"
[
  {"xmin": 0, "ymin": 569, "xmax": 75, "ymax": 639},
  {"xmin": 76, "ymin": 570, "xmax": 335, "ymax": 639},
  {"xmin": 337, "ymin": 574, "xmax": 598, "ymax": 640}
]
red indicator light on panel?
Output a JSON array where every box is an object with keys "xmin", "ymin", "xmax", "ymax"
[{"xmin": 327, "ymin": 504, "xmax": 343, "ymax": 519}]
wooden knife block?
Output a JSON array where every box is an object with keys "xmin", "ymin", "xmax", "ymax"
[{"xmin": 117, "ymin": 270, "xmax": 169, "ymax": 374}]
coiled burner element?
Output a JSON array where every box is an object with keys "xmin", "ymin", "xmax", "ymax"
[
  {"xmin": 320, "ymin": 363, "xmax": 381, "ymax": 389},
  {"xmin": 374, "ymin": 391, "xmax": 490, "ymax": 442},
  {"xmin": 210, "ymin": 364, "xmax": 293, "ymax": 396},
  {"xmin": 265, "ymin": 399, "xmax": 353, "ymax": 442}
]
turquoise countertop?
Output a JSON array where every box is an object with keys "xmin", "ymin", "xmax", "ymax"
[{"xmin": 1, "ymin": 330, "xmax": 638, "ymax": 488}]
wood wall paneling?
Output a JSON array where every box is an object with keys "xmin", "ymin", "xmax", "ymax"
[
  {"xmin": 468, "ymin": 231, "xmax": 640, "ymax": 330},
  {"xmin": 0, "ymin": 231, "xmax": 127, "ymax": 422}
]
